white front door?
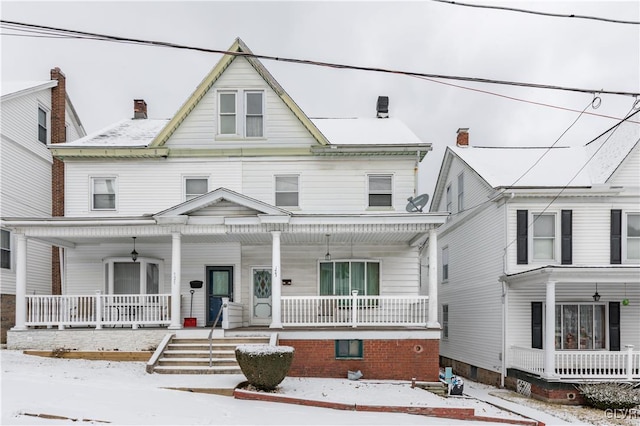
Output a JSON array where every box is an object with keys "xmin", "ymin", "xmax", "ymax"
[{"xmin": 252, "ymin": 268, "xmax": 272, "ymax": 325}]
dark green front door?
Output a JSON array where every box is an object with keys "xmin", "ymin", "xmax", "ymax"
[{"xmin": 206, "ymin": 266, "xmax": 233, "ymax": 326}]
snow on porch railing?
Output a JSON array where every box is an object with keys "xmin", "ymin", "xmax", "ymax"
[
  {"xmin": 510, "ymin": 346, "xmax": 640, "ymax": 380},
  {"xmin": 25, "ymin": 293, "xmax": 172, "ymax": 329},
  {"xmin": 281, "ymin": 291, "xmax": 429, "ymax": 327}
]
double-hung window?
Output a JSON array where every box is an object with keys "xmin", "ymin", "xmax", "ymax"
[
  {"xmin": 319, "ymin": 260, "xmax": 380, "ymax": 297},
  {"xmin": 457, "ymin": 173, "xmax": 464, "ymax": 212},
  {"xmin": 442, "ymin": 247, "xmax": 449, "ymax": 282},
  {"xmin": 185, "ymin": 177, "xmax": 208, "ymax": 201},
  {"xmin": 1, "ymin": 230, "xmax": 10, "ymax": 269},
  {"xmin": 442, "ymin": 304, "xmax": 449, "ymax": 339},
  {"xmin": 368, "ymin": 174, "xmax": 392, "ymax": 207},
  {"xmin": 92, "ymin": 177, "xmax": 116, "ymax": 210},
  {"xmin": 218, "ymin": 90, "xmax": 264, "ymax": 138},
  {"xmin": 532, "ymin": 213, "xmax": 556, "ymax": 261},
  {"xmin": 445, "ymin": 184, "xmax": 452, "ymax": 213},
  {"xmin": 625, "ymin": 212, "xmax": 640, "ymax": 262},
  {"xmin": 38, "ymin": 106, "xmax": 48, "ymax": 144},
  {"xmin": 275, "ymin": 175, "xmax": 299, "ymax": 207},
  {"xmin": 555, "ymin": 303, "xmax": 605, "ymax": 350}
]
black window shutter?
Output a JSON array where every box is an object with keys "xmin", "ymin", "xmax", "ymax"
[
  {"xmin": 531, "ymin": 302, "xmax": 543, "ymax": 349},
  {"xmin": 561, "ymin": 210, "xmax": 572, "ymax": 265},
  {"xmin": 611, "ymin": 210, "xmax": 622, "ymax": 264},
  {"xmin": 609, "ymin": 301, "xmax": 620, "ymax": 351},
  {"xmin": 517, "ymin": 210, "xmax": 528, "ymax": 264}
]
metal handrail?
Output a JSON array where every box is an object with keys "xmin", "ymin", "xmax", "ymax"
[{"xmin": 208, "ymin": 302, "xmax": 227, "ymax": 368}]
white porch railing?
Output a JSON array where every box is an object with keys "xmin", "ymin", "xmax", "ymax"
[
  {"xmin": 25, "ymin": 294, "xmax": 172, "ymax": 329},
  {"xmin": 510, "ymin": 346, "xmax": 640, "ymax": 380},
  {"xmin": 281, "ymin": 292, "xmax": 430, "ymax": 327}
]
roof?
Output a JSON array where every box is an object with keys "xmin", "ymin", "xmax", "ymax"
[
  {"xmin": 311, "ymin": 118, "xmax": 422, "ymax": 145},
  {"xmin": 59, "ymin": 119, "xmax": 170, "ymax": 147},
  {"xmin": 0, "ymin": 80, "xmax": 57, "ymax": 99}
]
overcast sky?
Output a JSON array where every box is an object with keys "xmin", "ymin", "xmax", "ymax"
[{"xmin": 1, "ymin": 0, "xmax": 639, "ymax": 200}]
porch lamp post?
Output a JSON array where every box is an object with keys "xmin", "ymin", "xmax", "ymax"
[
  {"xmin": 131, "ymin": 237, "xmax": 138, "ymax": 262},
  {"xmin": 593, "ymin": 283, "xmax": 601, "ymax": 302}
]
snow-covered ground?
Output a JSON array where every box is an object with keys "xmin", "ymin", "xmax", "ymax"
[{"xmin": 0, "ymin": 350, "xmax": 626, "ymax": 425}]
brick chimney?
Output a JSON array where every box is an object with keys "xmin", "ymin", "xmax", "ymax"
[
  {"xmin": 50, "ymin": 67, "xmax": 67, "ymax": 295},
  {"xmin": 134, "ymin": 99, "xmax": 148, "ymax": 119},
  {"xmin": 456, "ymin": 128, "xmax": 469, "ymax": 147},
  {"xmin": 376, "ymin": 96, "xmax": 389, "ymax": 119}
]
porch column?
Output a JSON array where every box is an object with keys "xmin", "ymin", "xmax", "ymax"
[
  {"xmin": 544, "ymin": 280, "xmax": 556, "ymax": 378},
  {"xmin": 427, "ymin": 228, "xmax": 440, "ymax": 328},
  {"xmin": 270, "ymin": 231, "xmax": 282, "ymax": 328},
  {"xmin": 13, "ymin": 234, "xmax": 27, "ymax": 330},
  {"xmin": 168, "ymin": 232, "xmax": 182, "ymax": 330}
]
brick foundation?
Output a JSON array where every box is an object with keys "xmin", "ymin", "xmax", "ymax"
[
  {"xmin": 280, "ymin": 338, "xmax": 439, "ymax": 382},
  {"xmin": 439, "ymin": 355, "xmax": 502, "ymax": 388},
  {"xmin": 506, "ymin": 369, "xmax": 586, "ymax": 405},
  {"xmin": 1, "ymin": 294, "xmax": 16, "ymax": 344}
]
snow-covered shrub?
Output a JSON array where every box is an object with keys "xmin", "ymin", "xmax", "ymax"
[
  {"xmin": 235, "ymin": 344, "xmax": 295, "ymax": 391},
  {"xmin": 577, "ymin": 382, "xmax": 640, "ymax": 410}
]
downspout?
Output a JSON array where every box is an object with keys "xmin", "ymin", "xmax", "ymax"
[
  {"xmin": 414, "ymin": 150, "xmax": 420, "ymax": 196},
  {"xmin": 59, "ymin": 247, "xmax": 65, "ymax": 294},
  {"xmin": 501, "ymin": 279, "xmax": 508, "ymax": 388}
]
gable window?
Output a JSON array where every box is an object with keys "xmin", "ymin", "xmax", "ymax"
[
  {"xmin": 445, "ymin": 184, "xmax": 452, "ymax": 213},
  {"xmin": 625, "ymin": 212, "xmax": 640, "ymax": 262},
  {"xmin": 442, "ymin": 304, "xmax": 449, "ymax": 339},
  {"xmin": 245, "ymin": 91, "xmax": 263, "ymax": 137},
  {"xmin": 457, "ymin": 173, "xmax": 464, "ymax": 212},
  {"xmin": 368, "ymin": 174, "xmax": 392, "ymax": 207},
  {"xmin": 442, "ymin": 246, "xmax": 449, "ymax": 282},
  {"xmin": 1, "ymin": 230, "xmax": 10, "ymax": 269},
  {"xmin": 38, "ymin": 106, "xmax": 48, "ymax": 144},
  {"xmin": 555, "ymin": 303, "xmax": 605, "ymax": 350},
  {"xmin": 319, "ymin": 260, "xmax": 380, "ymax": 297},
  {"xmin": 335, "ymin": 340, "xmax": 363, "ymax": 358},
  {"xmin": 219, "ymin": 92, "xmax": 237, "ymax": 135},
  {"xmin": 92, "ymin": 177, "xmax": 116, "ymax": 210},
  {"xmin": 185, "ymin": 177, "xmax": 208, "ymax": 201},
  {"xmin": 275, "ymin": 175, "xmax": 299, "ymax": 207},
  {"xmin": 532, "ymin": 213, "xmax": 556, "ymax": 261}
]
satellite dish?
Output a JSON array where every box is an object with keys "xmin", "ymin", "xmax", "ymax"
[{"xmin": 406, "ymin": 194, "xmax": 429, "ymax": 213}]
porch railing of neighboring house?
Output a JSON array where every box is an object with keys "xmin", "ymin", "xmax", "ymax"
[
  {"xmin": 25, "ymin": 294, "xmax": 172, "ymax": 329},
  {"xmin": 510, "ymin": 345, "xmax": 640, "ymax": 381},
  {"xmin": 281, "ymin": 292, "xmax": 430, "ymax": 327}
]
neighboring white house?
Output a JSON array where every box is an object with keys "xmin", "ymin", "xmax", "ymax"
[
  {"xmin": 3, "ymin": 39, "xmax": 447, "ymax": 381},
  {"xmin": 428, "ymin": 121, "xmax": 640, "ymax": 403},
  {"xmin": 0, "ymin": 70, "xmax": 86, "ymax": 343}
]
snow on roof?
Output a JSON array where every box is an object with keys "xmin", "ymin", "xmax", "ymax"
[
  {"xmin": 59, "ymin": 119, "xmax": 169, "ymax": 147},
  {"xmin": 1, "ymin": 81, "xmax": 56, "ymax": 98},
  {"xmin": 584, "ymin": 120, "xmax": 640, "ymax": 184},
  {"xmin": 311, "ymin": 117, "xmax": 422, "ymax": 145},
  {"xmin": 452, "ymin": 145, "xmax": 593, "ymax": 187}
]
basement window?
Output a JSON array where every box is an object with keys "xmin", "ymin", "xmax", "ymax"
[{"xmin": 335, "ymin": 340, "xmax": 363, "ymax": 359}]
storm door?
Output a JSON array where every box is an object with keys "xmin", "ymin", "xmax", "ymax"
[
  {"xmin": 206, "ymin": 266, "xmax": 233, "ymax": 326},
  {"xmin": 252, "ymin": 268, "xmax": 272, "ymax": 325}
]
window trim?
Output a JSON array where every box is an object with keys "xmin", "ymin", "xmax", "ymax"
[
  {"xmin": 217, "ymin": 89, "xmax": 266, "ymax": 139},
  {"xmin": 318, "ymin": 259, "xmax": 381, "ymax": 296},
  {"xmin": 103, "ymin": 257, "xmax": 164, "ymax": 295},
  {"xmin": 457, "ymin": 172, "xmax": 464, "ymax": 213},
  {"xmin": 553, "ymin": 302, "xmax": 607, "ymax": 351},
  {"xmin": 367, "ymin": 173, "xmax": 393, "ymax": 209},
  {"xmin": 183, "ymin": 176, "xmax": 209, "ymax": 201},
  {"xmin": 442, "ymin": 304, "xmax": 449, "ymax": 339},
  {"xmin": 1, "ymin": 229, "xmax": 11, "ymax": 270},
  {"xmin": 244, "ymin": 90, "xmax": 264, "ymax": 138},
  {"xmin": 38, "ymin": 104, "xmax": 49, "ymax": 144},
  {"xmin": 442, "ymin": 246, "xmax": 449, "ymax": 283},
  {"xmin": 91, "ymin": 176, "xmax": 117, "ymax": 211},
  {"xmin": 623, "ymin": 212, "xmax": 640, "ymax": 263},
  {"xmin": 218, "ymin": 90, "xmax": 237, "ymax": 136},
  {"xmin": 445, "ymin": 184, "xmax": 452, "ymax": 213},
  {"xmin": 335, "ymin": 339, "xmax": 363, "ymax": 359},
  {"xmin": 274, "ymin": 174, "xmax": 300, "ymax": 208},
  {"xmin": 530, "ymin": 212, "xmax": 559, "ymax": 263}
]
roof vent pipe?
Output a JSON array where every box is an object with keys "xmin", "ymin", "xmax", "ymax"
[{"xmin": 376, "ymin": 96, "xmax": 389, "ymax": 118}]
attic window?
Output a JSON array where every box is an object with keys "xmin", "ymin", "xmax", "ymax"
[
  {"xmin": 217, "ymin": 90, "xmax": 264, "ymax": 138},
  {"xmin": 219, "ymin": 92, "xmax": 236, "ymax": 135},
  {"xmin": 245, "ymin": 91, "xmax": 263, "ymax": 137}
]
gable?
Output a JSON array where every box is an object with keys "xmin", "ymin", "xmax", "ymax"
[{"xmin": 607, "ymin": 142, "xmax": 640, "ymax": 186}]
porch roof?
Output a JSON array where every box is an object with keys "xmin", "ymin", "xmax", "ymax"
[{"xmin": 500, "ymin": 265, "xmax": 640, "ymax": 287}]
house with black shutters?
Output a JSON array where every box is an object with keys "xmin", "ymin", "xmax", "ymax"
[{"xmin": 426, "ymin": 122, "xmax": 639, "ymax": 403}]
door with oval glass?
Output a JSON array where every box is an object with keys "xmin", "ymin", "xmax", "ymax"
[
  {"xmin": 206, "ymin": 266, "xmax": 233, "ymax": 327},
  {"xmin": 252, "ymin": 267, "xmax": 272, "ymax": 325}
]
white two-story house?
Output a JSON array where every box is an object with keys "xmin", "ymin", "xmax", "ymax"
[
  {"xmin": 4, "ymin": 39, "xmax": 446, "ymax": 381},
  {"xmin": 429, "ymin": 122, "xmax": 639, "ymax": 403},
  {"xmin": 0, "ymin": 69, "xmax": 86, "ymax": 343}
]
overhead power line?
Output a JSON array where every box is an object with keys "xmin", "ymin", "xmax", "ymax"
[
  {"xmin": 430, "ymin": 0, "xmax": 640, "ymax": 25},
  {"xmin": 1, "ymin": 19, "xmax": 639, "ymax": 98}
]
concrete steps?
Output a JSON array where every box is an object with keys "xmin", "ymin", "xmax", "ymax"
[{"xmin": 151, "ymin": 335, "xmax": 270, "ymax": 374}]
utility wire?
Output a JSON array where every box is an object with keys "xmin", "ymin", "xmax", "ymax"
[
  {"xmin": 430, "ymin": 0, "xmax": 640, "ymax": 25},
  {"xmin": 1, "ymin": 19, "xmax": 638, "ymax": 98}
]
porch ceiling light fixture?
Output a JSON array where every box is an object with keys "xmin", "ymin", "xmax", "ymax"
[
  {"xmin": 592, "ymin": 282, "xmax": 600, "ymax": 302},
  {"xmin": 131, "ymin": 237, "xmax": 139, "ymax": 262},
  {"xmin": 325, "ymin": 234, "xmax": 331, "ymax": 261}
]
